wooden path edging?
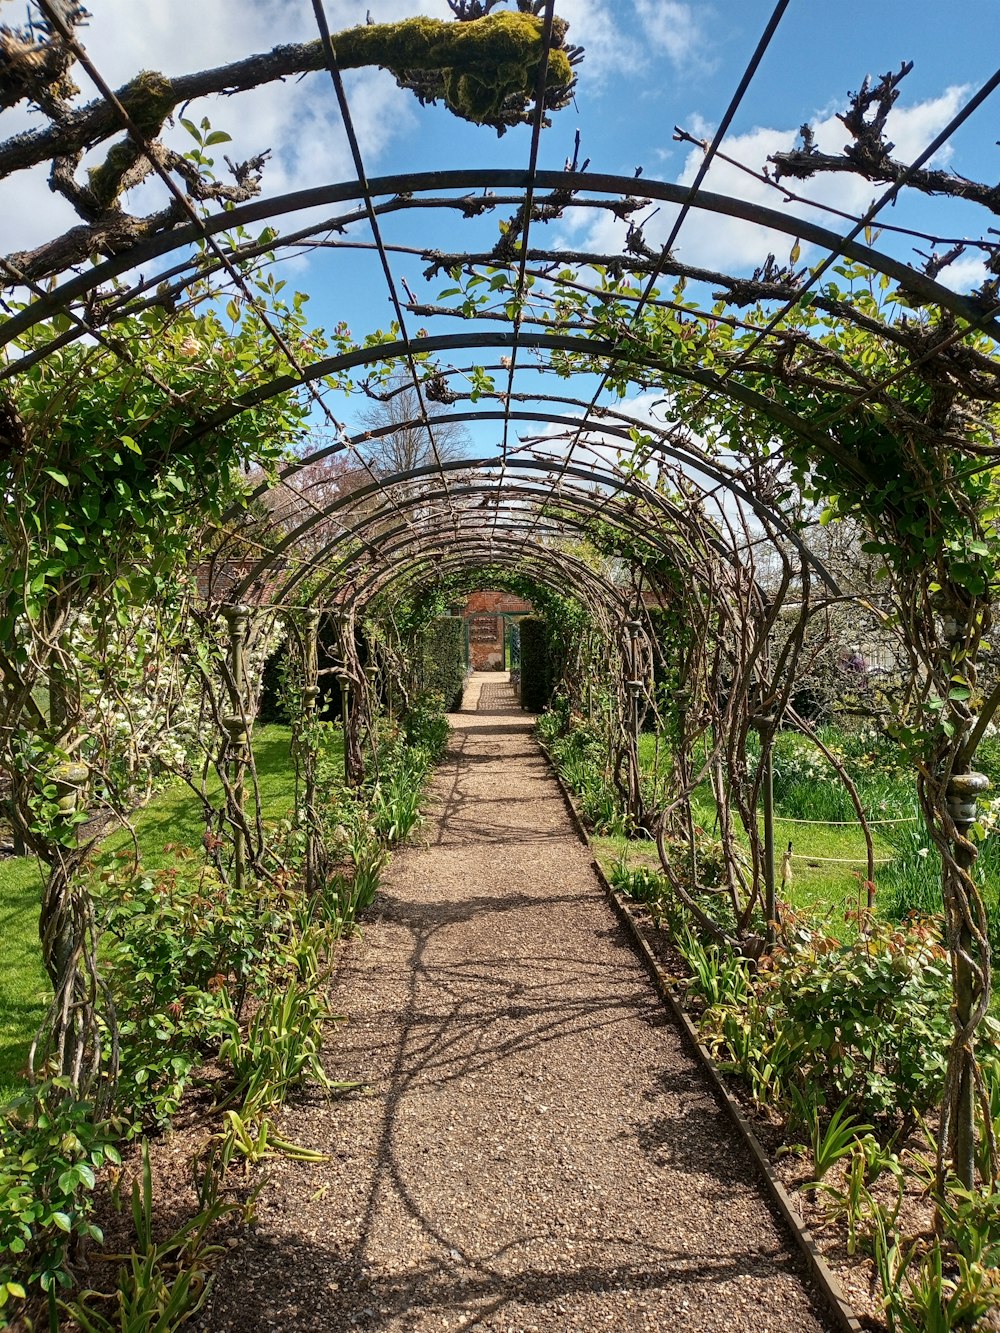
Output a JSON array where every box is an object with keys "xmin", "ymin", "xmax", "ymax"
[{"xmin": 538, "ymin": 743, "xmax": 865, "ymax": 1333}]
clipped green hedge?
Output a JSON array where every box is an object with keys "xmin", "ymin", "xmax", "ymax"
[
  {"xmin": 518, "ymin": 616, "xmax": 552, "ymax": 712},
  {"xmin": 421, "ymin": 616, "xmax": 467, "ymax": 710}
]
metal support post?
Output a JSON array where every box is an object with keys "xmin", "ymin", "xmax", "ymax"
[
  {"xmin": 222, "ymin": 604, "xmax": 250, "ymax": 896},
  {"xmin": 947, "ymin": 769, "xmax": 990, "ymax": 1188},
  {"xmin": 751, "ymin": 714, "xmax": 778, "ymax": 945},
  {"xmin": 341, "ymin": 679, "xmax": 351, "ymax": 784},
  {"xmin": 624, "ymin": 619, "xmax": 645, "ymax": 826},
  {"xmin": 300, "ymin": 608, "xmax": 321, "ymax": 894}
]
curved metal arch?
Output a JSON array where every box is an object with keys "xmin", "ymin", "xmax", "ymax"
[
  {"xmin": 234, "ymin": 451, "xmax": 734, "ymax": 599},
  {"xmin": 176, "ymin": 330, "xmax": 884, "ymax": 505},
  {"xmin": 236, "ymin": 450, "xmax": 843, "ymax": 629},
  {"xmin": 257, "ymin": 398, "xmax": 841, "ymax": 589},
  {"xmin": 4, "ymin": 169, "xmax": 994, "ymax": 349},
  {"xmin": 296, "ymin": 512, "xmax": 665, "ymax": 613},
  {"xmin": 349, "ymin": 542, "xmax": 634, "ymax": 622},
  {"xmin": 257, "ymin": 496, "xmax": 694, "ymax": 613}
]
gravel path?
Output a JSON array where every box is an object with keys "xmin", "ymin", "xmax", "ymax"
[{"xmin": 201, "ymin": 673, "xmax": 834, "ymax": 1332}]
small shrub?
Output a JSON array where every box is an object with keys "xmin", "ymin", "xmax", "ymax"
[
  {"xmin": 755, "ymin": 917, "xmax": 952, "ymax": 1125},
  {"xmin": 609, "ymin": 861, "xmax": 667, "ymax": 908},
  {"xmin": 403, "ymin": 691, "xmax": 450, "ymax": 762},
  {"xmin": 96, "ymin": 859, "xmax": 288, "ymax": 1123},
  {"xmin": 0, "ymin": 1080, "xmax": 121, "ymax": 1322}
]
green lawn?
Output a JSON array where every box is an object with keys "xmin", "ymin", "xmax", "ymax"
[
  {"xmin": 0, "ymin": 724, "xmax": 307, "ymax": 1101},
  {"xmin": 0, "ymin": 855, "xmax": 48, "ymax": 1104},
  {"xmin": 594, "ymin": 813, "xmax": 902, "ymax": 937},
  {"xmin": 597, "ymin": 733, "xmax": 916, "ymax": 936},
  {"xmin": 99, "ymin": 726, "xmax": 299, "ymax": 870}
]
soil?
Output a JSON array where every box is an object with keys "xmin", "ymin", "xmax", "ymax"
[{"xmin": 196, "ymin": 673, "xmax": 838, "ymax": 1333}]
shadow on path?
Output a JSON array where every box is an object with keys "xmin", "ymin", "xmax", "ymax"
[{"xmin": 199, "ymin": 673, "xmax": 835, "ymax": 1333}]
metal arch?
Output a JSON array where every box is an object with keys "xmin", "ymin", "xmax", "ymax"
[
  {"xmin": 4, "ymin": 169, "xmax": 996, "ymax": 348},
  {"xmin": 173, "ymin": 330, "xmax": 879, "ymax": 499},
  {"xmin": 355, "ymin": 542, "xmax": 624, "ymax": 605},
  {"xmin": 345, "ymin": 543, "xmax": 634, "ymax": 621},
  {"xmin": 234, "ymin": 452, "xmax": 842, "ymax": 603},
  {"xmin": 280, "ymin": 507, "xmax": 632, "ymax": 613},
  {"xmin": 254, "ymin": 399, "xmax": 842, "ymax": 591},
  {"xmin": 296, "ymin": 479, "xmax": 716, "ymax": 582},
  {"xmin": 240, "ymin": 454, "xmax": 704, "ymax": 583},
  {"xmin": 249, "ymin": 497, "xmax": 691, "ymax": 613},
  {"xmin": 287, "ymin": 510, "xmax": 677, "ymax": 612},
  {"xmin": 182, "ymin": 331, "xmax": 853, "ymax": 463},
  {"xmin": 232, "ymin": 452, "xmax": 727, "ymax": 599},
  {"xmin": 238, "ymin": 485, "xmax": 754, "ymax": 648}
]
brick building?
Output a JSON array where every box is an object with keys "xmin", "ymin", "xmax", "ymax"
[{"xmin": 460, "ymin": 591, "xmax": 533, "ymax": 670}]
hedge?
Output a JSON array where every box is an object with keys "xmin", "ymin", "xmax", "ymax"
[
  {"xmin": 421, "ymin": 616, "xmax": 467, "ymax": 711},
  {"xmin": 518, "ymin": 616, "xmax": 552, "ymax": 712}
]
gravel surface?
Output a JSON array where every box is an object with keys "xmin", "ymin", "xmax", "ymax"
[{"xmin": 200, "ymin": 673, "xmax": 835, "ymax": 1332}]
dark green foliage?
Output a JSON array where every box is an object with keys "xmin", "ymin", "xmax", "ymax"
[
  {"xmin": 259, "ymin": 620, "xmax": 344, "ymax": 725},
  {"xmin": 518, "ymin": 617, "xmax": 553, "ymax": 713},
  {"xmin": 257, "ymin": 649, "xmax": 290, "ymax": 724},
  {"xmin": 0, "ymin": 1081, "xmax": 121, "ymax": 1312},
  {"xmin": 684, "ymin": 916, "xmax": 953, "ymax": 1127},
  {"xmin": 420, "ymin": 617, "xmax": 467, "ymax": 711}
]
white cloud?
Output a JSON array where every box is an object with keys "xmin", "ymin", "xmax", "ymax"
[
  {"xmin": 553, "ymin": 0, "xmax": 641, "ymax": 81},
  {"xmin": 554, "ymin": 0, "xmax": 711, "ymax": 84},
  {"xmin": 937, "ymin": 253, "xmax": 988, "ymax": 293},
  {"xmin": 565, "ymin": 83, "xmax": 975, "ymax": 276},
  {"xmin": 634, "ymin": 0, "xmax": 710, "ymax": 71},
  {"xmin": 0, "ymin": 0, "xmax": 439, "ymax": 264}
]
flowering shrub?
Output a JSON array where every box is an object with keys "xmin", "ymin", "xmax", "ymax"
[{"xmin": 765, "ymin": 728, "xmax": 915, "ymax": 823}]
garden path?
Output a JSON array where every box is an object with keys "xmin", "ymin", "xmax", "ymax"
[{"xmin": 199, "ymin": 672, "xmax": 834, "ymax": 1333}]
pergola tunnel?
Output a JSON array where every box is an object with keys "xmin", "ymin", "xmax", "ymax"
[{"xmin": 2, "ymin": 2, "xmax": 1000, "ymax": 1329}]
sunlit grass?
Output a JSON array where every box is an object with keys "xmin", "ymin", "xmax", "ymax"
[
  {"xmin": 0, "ymin": 855, "xmax": 47, "ymax": 1104},
  {"xmin": 593, "ymin": 739, "xmax": 916, "ymax": 939},
  {"xmin": 99, "ymin": 725, "xmax": 301, "ymax": 870}
]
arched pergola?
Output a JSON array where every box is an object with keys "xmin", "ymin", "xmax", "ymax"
[{"xmin": 3, "ymin": 0, "xmax": 1000, "ymax": 1200}]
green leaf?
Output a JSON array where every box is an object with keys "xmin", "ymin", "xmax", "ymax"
[
  {"xmin": 51, "ymin": 1211, "xmax": 72, "ymax": 1232},
  {"xmin": 120, "ymin": 435, "xmax": 141, "ymax": 454},
  {"xmin": 44, "ymin": 468, "xmax": 70, "ymax": 486},
  {"xmin": 205, "ymin": 130, "xmax": 232, "ymax": 145}
]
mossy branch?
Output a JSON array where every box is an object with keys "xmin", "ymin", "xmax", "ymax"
[
  {"xmin": 0, "ymin": 10, "xmax": 578, "ymax": 280},
  {"xmin": 0, "ymin": 12, "xmax": 578, "ymax": 186}
]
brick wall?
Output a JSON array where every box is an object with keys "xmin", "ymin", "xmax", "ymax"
[{"xmin": 460, "ymin": 591, "xmax": 533, "ymax": 670}]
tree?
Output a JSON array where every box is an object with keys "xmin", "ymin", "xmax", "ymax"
[{"xmin": 355, "ymin": 372, "xmax": 471, "ymax": 479}]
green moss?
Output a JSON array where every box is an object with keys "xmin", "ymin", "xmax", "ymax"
[
  {"xmin": 87, "ymin": 139, "xmax": 139, "ymax": 208},
  {"xmin": 117, "ymin": 69, "xmax": 175, "ymax": 136},
  {"xmin": 337, "ymin": 13, "xmax": 574, "ymax": 128}
]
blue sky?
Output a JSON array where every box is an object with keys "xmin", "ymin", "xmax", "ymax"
[{"xmin": 2, "ymin": 0, "xmax": 999, "ymax": 449}]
